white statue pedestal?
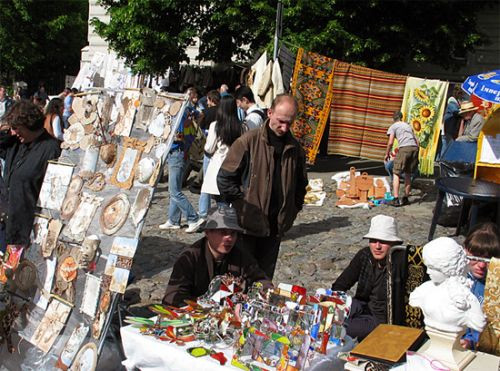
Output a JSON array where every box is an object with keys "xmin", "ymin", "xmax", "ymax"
[{"xmin": 421, "ymin": 326, "xmax": 475, "ymax": 371}]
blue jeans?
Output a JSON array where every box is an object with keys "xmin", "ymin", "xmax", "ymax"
[
  {"xmin": 167, "ymin": 150, "xmax": 199, "ymax": 225},
  {"xmin": 198, "ymin": 154, "xmax": 211, "ymax": 219}
]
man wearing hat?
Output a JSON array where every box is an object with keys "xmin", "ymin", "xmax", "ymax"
[
  {"xmin": 163, "ymin": 206, "xmax": 270, "ymax": 307},
  {"xmin": 331, "ymin": 215, "xmax": 403, "ymax": 340},
  {"xmin": 456, "ymin": 101, "xmax": 485, "ymax": 142}
]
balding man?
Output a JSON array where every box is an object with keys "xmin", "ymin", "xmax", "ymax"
[{"xmin": 217, "ymin": 94, "xmax": 308, "ymax": 279}]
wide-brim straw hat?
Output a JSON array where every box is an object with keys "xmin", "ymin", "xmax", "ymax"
[
  {"xmin": 459, "ymin": 101, "xmax": 478, "ymax": 115},
  {"xmin": 363, "ymin": 214, "xmax": 403, "ymax": 243}
]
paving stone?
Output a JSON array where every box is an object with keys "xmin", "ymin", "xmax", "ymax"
[{"xmin": 127, "ymin": 169, "xmax": 458, "ymax": 308}]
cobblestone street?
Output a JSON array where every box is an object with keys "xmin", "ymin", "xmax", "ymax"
[{"xmin": 126, "ymin": 156, "xmax": 459, "ymax": 309}]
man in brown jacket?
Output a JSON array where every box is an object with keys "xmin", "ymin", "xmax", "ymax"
[
  {"xmin": 217, "ymin": 94, "xmax": 308, "ymax": 279},
  {"xmin": 162, "ymin": 206, "xmax": 270, "ymax": 307}
]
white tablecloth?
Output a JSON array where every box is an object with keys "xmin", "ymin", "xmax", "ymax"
[{"xmin": 120, "ymin": 324, "xmax": 234, "ymax": 371}]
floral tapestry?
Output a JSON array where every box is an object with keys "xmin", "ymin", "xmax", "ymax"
[{"xmin": 401, "ymin": 77, "xmax": 449, "ymax": 176}]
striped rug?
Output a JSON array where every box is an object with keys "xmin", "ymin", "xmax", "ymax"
[
  {"xmin": 328, "ymin": 61, "xmax": 407, "ymax": 161},
  {"xmin": 291, "ymin": 48, "xmax": 335, "ymax": 164}
]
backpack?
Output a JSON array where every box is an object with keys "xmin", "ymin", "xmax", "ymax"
[{"xmin": 243, "ymin": 108, "xmax": 268, "ymax": 130}]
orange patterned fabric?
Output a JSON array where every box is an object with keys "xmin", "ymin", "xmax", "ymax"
[
  {"xmin": 291, "ymin": 48, "xmax": 335, "ymax": 164},
  {"xmin": 328, "ymin": 61, "xmax": 407, "ymax": 160}
]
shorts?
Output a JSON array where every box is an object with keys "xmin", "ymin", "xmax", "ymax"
[{"xmin": 393, "ymin": 146, "xmax": 418, "ymax": 176}]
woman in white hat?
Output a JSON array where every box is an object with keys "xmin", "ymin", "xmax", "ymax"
[
  {"xmin": 331, "ymin": 214, "xmax": 403, "ymax": 340},
  {"xmin": 456, "ymin": 101, "xmax": 485, "ymax": 142}
]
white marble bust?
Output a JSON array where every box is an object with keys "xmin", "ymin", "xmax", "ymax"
[{"xmin": 409, "ymin": 237, "xmax": 486, "ymax": 333}]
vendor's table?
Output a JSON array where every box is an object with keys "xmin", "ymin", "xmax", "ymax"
[
  {"xmin": 428, "ymin": 177, "xmax": 500, "ymax": 241},
  {"xmin": 121, "ymin": 323, "xmax": 232, "ymax": 371}
]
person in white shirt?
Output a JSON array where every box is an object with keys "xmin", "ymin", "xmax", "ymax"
[{"xmin": 234, "ymin": 86, "xmax": 265, "ymax": 130}]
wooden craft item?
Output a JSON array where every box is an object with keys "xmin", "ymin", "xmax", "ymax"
[
  {"xmin": 68, "ymin": 175, "xmax": 84, "ymax": 195},
  {"xmin": 41, "ymin": 219, "xmax": 63, "ymax": 258},
  {"xmin": 99, "ymin": 143, "xmax": 117, "ymax": 167},
  {"xmin": 60, "ymin": 194, "xmax": 81, "ymax": 221},
  {"xmin": 374, "ymin": 179, "xmax": 386, "ymax": 199},
  {"xmin": 114, "ymin": 92, "xmax": 138, "ymax": 137},
  {"xmin": 13, "ymin": 260, "xmax": 37, "ymax": 292},
  {"xmin": 100, "ymin": 194, "xmax": 130, "ymax": 235},
  {"xmin": 149, "ymin": 158, "xmax": 162, "ymax": 187},
  {"xmin": 82, "ymin": 111, "xmax": 97, "ymax": 127},
  {"xmin": 153, "ymin": 97, "xmax": 165, "ymax": 109},
  {"xmin": 335, "ymin": 195, "xmax": 357, "ymax": 206},
  {"xmin": 135, "ymin": 88, "xmax": 156, "ymax": 129},
  {"xmin": 131, "ymin": 188, "xmax": 153, "ymax": 226},
  {"xmin": 62, "ymin": 193, "xmax": 103, "ymax": 242},
  {"xmin": 348, "ymin": 167, "xmax": 358, "ymax": 198},
  {"xmin": 169, "ymin": 101, "xmax": 182, "ymax": 116},
  {"xmin": 38, "ymin": 163, "xmax": 75, "ymax": 211},
  {"xmin": 53, "ymin": 250, "xmax": 78, "ymax": 304},
  {"xmin": 148, "ymin": 111, "xmax": 165, "ymax": 137},
  {"xmin": 85, "ymin": 172, "xmax": 106, "ymax": 192},
  {"xmin": 356, "ymin": 172, "xmax": 374, "ymax": 203},
  {"xmin": 336, "ymin": 189, "xmax": 346, "ymax": 198},
  {"xmin": 110, "ymin": 137, "xmax": 146, "ymax": 190},
  {"xmin": 162, "ymin": 116, "xmax": 172, "ymax": 139},
  {"xmin": 34, "ymin": 256, "xmax": 57, "ymax": 310},
  {"xmin": 92, "ymin": 279, "xmax": 111, "ymax": 340},
  {"xmin": 350, "ymin": 324, "xmax": 424, "ymax": 363},
  {"xmin": 56, "ymin": 323, "xmax": 89, "ymax": 370},
  {"xmin": 70, "ymin": 342, "xmax": 98, "ymax": 371},
  {"xmin": 31, "ymin": 299, "xmax": 72, "ymax": 354}
]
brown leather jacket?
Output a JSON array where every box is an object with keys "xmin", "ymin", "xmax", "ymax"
[
  {"xmin": 162, "ymin": 237, "xmax": 270, "ymax": 307},
  {"xmin": 217, "ymin": 122, "xmax": 308, "ymax": 237}
]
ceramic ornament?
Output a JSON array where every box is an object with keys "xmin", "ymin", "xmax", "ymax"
[
  {"xmin": 149, "ymin": 159, "xmax": 162, "ymax": 187},
  {"xmin": 79, "ymin": 147, "xmax": 99, "ymax": 178},
  {"xmin": 71, "ymin": 97, "xmax": 85, "ymax": 119},
  {"xmin": 38, "ymin": 163, "xmax": 75, "ymax": 210},
  {"xmin": 62, "ymin": 123, "xmax": 85, "ymax": 150},
  {"xmin": 80, "ymin": 274, "xmax": 101, "ymax": 319},
  {"xmin": 62, "ymin": 193, "xmax": 103, "ymax": 242},
  {"xmin": 131, "ymin": 188, "xmax": 153, "ymax": 226},
  {"xmin": 99, "ymin": 143, "xmax": 117, "ymax": 167},
  {"xmin": 53, "ymin": 250, "xmax": 79, "ymax": 304},
  {"xmin": 136, "ymin": 157, "xmax": 155, "ymax": 184},
  {"xmin": 84, "ymin": 172, "xmax": 106, "ymax": 192},
  {"xmin": 60, "ymin": 194, "xmax": 81, "ymax": 222},
  {"xmin": 77, "ymin": 235, "xmax": 100, "ymax": 270},
  {"xmin": 56, "ymin": 323, "xmax": 89, "ymax": 370},
  {"xmin": 148, "ymin": 111, "xmax": 165, "ymax": 137},
  {"xmin": 13, "ymin": 260, "xmax": 38, "ymax": 292},
  {"xmin": 110, "ymin": 137, "xmax": 146, "ymax": 189},
  {"xmin": 32, "ymin": 215, "xmax": 50, "ymax": 245},
  {"xmin": 99, "ymin": 194, "xmax": 130, "ymax": 235},
  {"xmin": 31, "ymin": 299, "xmax": 72, "ymax": 353},
  {"xmin": 69, "ymin": 342, "xmax": 97, "ymax": 371},
  {"xmin": 34, "ymin": 256, "xmax": 57, "ymax": 310}
]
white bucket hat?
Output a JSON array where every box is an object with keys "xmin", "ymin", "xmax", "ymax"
[{"xmin": 363, "ymin": 215, "xmax": 403, "ymax": 243}]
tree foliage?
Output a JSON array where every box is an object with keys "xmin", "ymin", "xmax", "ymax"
[
  {"xmin": 94, "ymin": 0, "xmax": 495, "ymax": 75},
  {"xmin": 92, "ymin": 0, "xmax": 202, "ymax": 75},
  {"xmin": 0, "ymin": 0, "xmax": 88, "ymax": 91}
]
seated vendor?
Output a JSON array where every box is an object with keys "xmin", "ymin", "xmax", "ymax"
[
  {"xmin": 163, "ymin": 206, "xmax": 271, "ymax": 307},
  {"xmin": 331, "ymin": 215, "xmax": 403, "ymax": 340},
  {"xmin": 461, "ymin": 222, "xmax": 500, "ymax": 350}
]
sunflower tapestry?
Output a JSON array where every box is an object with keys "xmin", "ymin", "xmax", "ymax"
[
  {"xmin": 401, "ymin": 77, "xmax": 448, "ymax": 176},
  {"xmin": 291, "ymin": 48, "xmax": 335, "ymax": 164},
  {"xmin": 328, "ymin": 61, "xmax": 407, "ymax": 160}
]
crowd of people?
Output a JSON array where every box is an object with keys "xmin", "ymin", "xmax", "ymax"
[{"xmin": 0, "ymin": 77, "xmax": 496, "ymax": 354}]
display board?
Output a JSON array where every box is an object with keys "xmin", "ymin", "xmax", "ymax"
[{"xmin": 0, "ymin": 88, "xmax": 187, "ymax": 370}]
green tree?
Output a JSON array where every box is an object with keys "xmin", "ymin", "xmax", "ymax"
[
  {"xmin": 92, "ymin": 0, "xmax": 202, "ymax": 75},
  {"xmin": 0, "ymin": 0, "xmax": 88, "ymax": 92},
  {"xmin": 94, "ymin": 0, "xmax": 494, "ymax": 74}
]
